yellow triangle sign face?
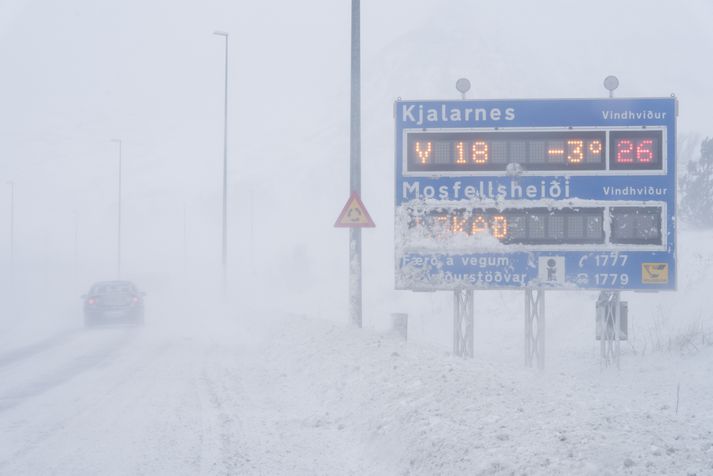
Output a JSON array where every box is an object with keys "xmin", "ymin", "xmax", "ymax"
[{"xmin": 334, "ymin": 192, "xmax": 375, "ymax": 228}]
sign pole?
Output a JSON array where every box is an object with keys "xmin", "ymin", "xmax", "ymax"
[
  {"xmin": 452, "ymin": 80, "xmax": 474, "ymax": 357},
  {"xmin": 349, "ymin": 0, "xmax": 362, "ymax": 327},
  {"xmin": 598, "ymin": 290, "xmax": 622, "ymax": 369},
  {"xmin": 453, "ymin": 289, "xmax": 474, "ymax": 357},
  {"xmin": 524, "ymin": 288, "xmax": 545, "ymax": 370}
]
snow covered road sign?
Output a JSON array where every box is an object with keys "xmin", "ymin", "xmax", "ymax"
[
  {"xmin": 335, "ymin": 192, "xmax": 375, "ymax": 228},
  {"xmin": 394, "ymin": 97, "xmax": 677, "ymax": 291}
]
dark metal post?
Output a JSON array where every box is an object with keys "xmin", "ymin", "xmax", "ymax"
[
  {"xmin": 7, "ymin": 181, "xmax": 14, "ymax": 267},
  {"xmin": 214, "ymin": 30, "xmax": 229, "ymax": 295},
  {"xmin": 183, "ymin": 203, "xmax": 187, "ymax": 273},
  {"xmin": 349, "ymin": 0, "xmax": 362, "ymax": 327},
  {"xmin": 118, "ymin": 142, "xmax": 122, "ymax": 278},
  {"xmin": 525, "ymin": 289, "xmax": 545, "ymax": 370},
  {"xmin": 453, "ymin": 289, "xmax": 474, "ymax": 358},
  {"xmin": 221, "ymin": 36, "xmax": 228, "ymax": 295},
  {"xmin": 598, "ymin": 290, "xmax": 621, "ymax": 369},
  {"xmin": 111, "ymin": 139, "xmax": 122, "ymax": 278},
  {"xmin": 74, "ymin": 211, "xmax": 79, "ymax": 277}
]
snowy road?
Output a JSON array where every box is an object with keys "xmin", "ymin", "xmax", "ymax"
[
  {"xmin": 0, "ymin": 313, "xmax": 711, "ymax": 475},
  {"xmin": 0, "ymin": 316, "xmax": 383, "ymax": 475}
]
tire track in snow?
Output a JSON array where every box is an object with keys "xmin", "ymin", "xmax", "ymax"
[
  {"xmin": 196, "ymin": 342, "xmax": 252, "ymax": 475},
  {"xmin": 0, "ymin": 330, "xmax": 168, "ymax": 470},
  {"xmin": 191, "ymin": 319, "xmax": 381, "ymax": 475},
  {"xmin": 0, "ymin": 328, "xmax": 81, "ymax": 368},
  {"xmin": 0, "ymin": 328, "xmax": 138, "ymax": 413}
]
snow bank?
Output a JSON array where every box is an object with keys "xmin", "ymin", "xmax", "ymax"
[{"xmin": 253, "ymin": 314, "xmax": 713, "ymax": 475}]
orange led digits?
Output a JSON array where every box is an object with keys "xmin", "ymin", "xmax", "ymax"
[
  {"xmin": 408, "ymin": 131, "xmax": 621, "ymax": 171},
  {"xmin": 451, "ymin": 215, "xmax": 468, "ymax": 233},
  {"xmin": 491, "ymin": 215, "xmax": 508, "ymax": 239},
  {"xmin": 415, "ymin": 141, "xmax": 432, "ymax": 164},
  {"xmin": 471, "ymin": 215, "xmax": 487, "ymax": 234},
  {"xmin": 566, "ymin": 140, "xmax": 584, "ymax": 164},
  {"xmin": 456, "ymin": 142, "xmax": 466, "ymax": 164},
  {"xmin": 472, "ymin": 141, "xmax": 488, "ymax": 164},
  {"xmin": 434, "ymin": 215, "xmax": 448, "ymax": 226},
  {"xmin": 410, "ymin": 210, "xmax": 517, "ymax": 243},
  {"xmin": 589, "ymin": 140, "xmax": 602, "ymax": 155}
]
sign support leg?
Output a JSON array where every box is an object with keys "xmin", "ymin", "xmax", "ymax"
[
  {"xmin": 598, "ymin": 291, "xmax": 621, "ymax": 369},
  {"xmin": 524, "ymin": 289, "xmax": 545, "ymax": 370},
  {"xmin": 453, "ymin": 289, "xmax": 473, "ymax": 358}
]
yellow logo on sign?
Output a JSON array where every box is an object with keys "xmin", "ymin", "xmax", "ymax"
[{"xmin": 642, "ymin": 263, "xmax": 669, "ymax": 284}]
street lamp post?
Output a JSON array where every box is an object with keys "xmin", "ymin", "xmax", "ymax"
[
  {"xmin": 111, "ymin": 139, "xmax": 122, "ymax": 278},
  {"xmin": 214, "ymin": 30, "xmax": 229, "ymax": 295},
  {"xmin": 349, "ymin": 0, "xmax": 362, "ymax": 327},
  {"xmin": 7, "ymin": 181, "xmax": 14, "ymax": 267}
]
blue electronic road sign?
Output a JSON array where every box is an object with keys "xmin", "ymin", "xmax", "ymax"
[{"xmin": 394, "ymin": 97, "xmax": 676, "ymax": 291}]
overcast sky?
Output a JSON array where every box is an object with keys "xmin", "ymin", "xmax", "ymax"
[{"xmin": 1, "ymin": 0, "xmax": 711, "ymax": 319}]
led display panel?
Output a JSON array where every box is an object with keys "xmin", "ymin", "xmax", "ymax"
[
  {"xmin": 609, "ymin": 130, "xmax": 663, "ymax": 170},
  {"xmin": 394, "ymin": 98, "xmax": 677, "ymax": 291},
  {"xmin": 409, "ymin": 208, "xmax": 606, "ymax": 244},
  {"xmin": 409, "ymin": 206, "xmax": 663, "ymax": 246},
  {"xmin": 407, "ymin": 131, "xmax": 606, "ymax": 172},
  {"xmin": 610, "ymin": 207, "xmax": 662, "ymax": 244},
  {"xmin": 406, "ymin": 129, "xmax": 665, "ymax": 173}
]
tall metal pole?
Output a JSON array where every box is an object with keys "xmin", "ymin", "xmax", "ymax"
[
  {"xmin": 74, "ymin": 211, "xmax": 79, "ymax": 287},
  {"xmin": 214, "ymin": 30, "xmax": 229, "ymax": 295},
  {"xmin": 111, "ymin": 139, "xmax": 122, "ymax": 278},
  {"xmin": 183, "ymin": 202, "xmax": 187, "ymax": 274},
  {"xmin": 349, "ymin": 0, "xmax": 362, "ymax": 327},
  {"xmin": 7, "ymin": 181, "xmax": 14, "ymax": 268},
  {"xmin": 452, "ymin": 79, "xmax": 473, "ymax": 355},
  {"xmin": 249, "ymin": 187, "xmax": 255, "ymax": 276}
]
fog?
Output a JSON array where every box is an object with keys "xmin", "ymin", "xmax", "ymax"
[
  {"xmin": 1, "ymin": 1, "xmax": 712, "ymax": 474},
  {"xmin": 2, "ymin": 0, "xmax": 712, "ymax": 324}
]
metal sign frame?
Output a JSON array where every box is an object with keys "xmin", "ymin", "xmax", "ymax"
[{"xmin": 394, "ymin": 97, "xmax": 677, "ymax": 291}]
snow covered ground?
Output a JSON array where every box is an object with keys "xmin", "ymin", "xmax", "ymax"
[
  {"xmin": 1, "ymin": 254, "xmax": 712, "ymax": 476},
  {"xmin": 0, "ymin": 230, "xmax": 711, "ymax": 475}
]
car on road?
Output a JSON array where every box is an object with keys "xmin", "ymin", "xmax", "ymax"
[{"xmin": 82, "ymin": 280, "xmax": 145, "ymax": 327}]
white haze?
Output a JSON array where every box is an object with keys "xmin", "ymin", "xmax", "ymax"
[
  {"xmin": 1, "ymin": 1, "xmax": 713, "ymax": 473},
  {"xmin": 1, "ymin": 1, "xmax": 712, "ymax": 327}
]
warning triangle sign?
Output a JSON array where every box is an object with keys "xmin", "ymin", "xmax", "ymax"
[{"xmin": 334, "ymin": 192, "xmax": 375, "ymax": 228}]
